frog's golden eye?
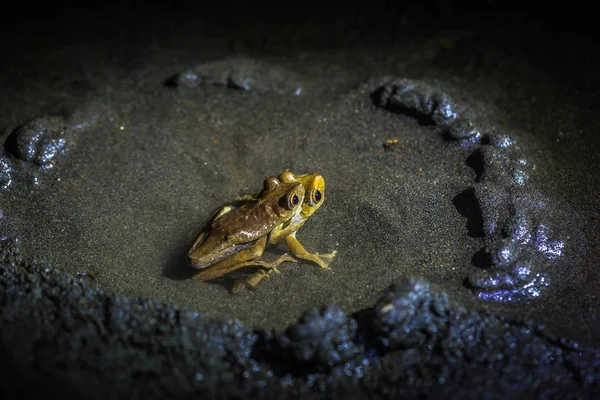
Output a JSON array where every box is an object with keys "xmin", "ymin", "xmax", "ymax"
[
  {"xmin": 314, "ymin": 190, "xmax": 322, "ymax": 203},
  {"xmin": 291, "ymin": 194, "xmax": 299, "ymax": 207},
  {"xmin": 308, "ymin": 189, "xmax": 322, "ymax": 206},
  {"xmin": 282, "ymin": 193, "xmax": 300, "ymax": 210}
]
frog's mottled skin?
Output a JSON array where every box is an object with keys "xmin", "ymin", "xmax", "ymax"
[
  {"xmin": 232, "ymin": 171, "xmax": 337, "ymax": 291},
  {"xmin": 188, "ymin": 176, "xmax": 305, "ymax": 282}
]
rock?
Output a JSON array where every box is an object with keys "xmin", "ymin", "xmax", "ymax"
[
  {"xmin": 171, "ymin": 56, "xmax": 303, "ymax": 95},
  {"xmin": 372, "ymin": 279, "xmax": 450, "ymax": 350},
  {"xmin": 370, "ymin": 78, "xmax": 458, "ymax": 126},
  {"xmin": 4, "ymin": 116, "xmax": 68, "ymax": 169},
  {"xmin": 273, "ymin": 305, "xmax": 361, "ymax": 371}
]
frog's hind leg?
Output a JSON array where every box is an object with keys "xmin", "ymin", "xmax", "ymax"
[
  {"xmin": 192, "ymin": 236, "xmax": 267, "ymax": 281},
  {"xmin": 231, "ymin": 253, "xmax": 298, "ymax": 293},
  {"xmin": 232, "ymin": 270, "xmax": 269, "ymax": 293},
  {"xmin": 192, "ymin": 237, "xmax": 297, "ymax": 282},
  {"xmin": 284, "ymin": 233, "xmax": 337, "ymax": 269}
]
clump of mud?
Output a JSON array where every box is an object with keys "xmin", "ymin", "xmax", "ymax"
[{"xmin": 1, "ymin": 238, "xmax": 599, "ymax": 398}]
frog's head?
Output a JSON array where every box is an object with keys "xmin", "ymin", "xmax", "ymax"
[
  {"xmin": 278, "ymin": 181, "xmax": 305, "ymax": 218},
  {"xmin": 260, "ymin": 176, "xmax": 305, "ymax": 219},
  {"xmin": 278, "ymin": 171, "xmax": 325, "ymax": 218}
]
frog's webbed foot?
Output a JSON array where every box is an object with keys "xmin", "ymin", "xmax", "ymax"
[
  {"xmin": 315, "ymin": 250, "xmax": 338, "ymax": 261},
  {"xmin": 298, "ymin": 252, "xmax": 335, "ymax": 270},
  {"xmin": 284, "ymin": 235, "xmax": 337, "ymax": 270},
  {"xmin": 233, "ymin": 253, "xmax": 297, "ymax": 273}
]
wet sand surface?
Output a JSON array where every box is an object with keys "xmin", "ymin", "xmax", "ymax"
[{"xmin": 1, "ymin": 3, "xmax": 599, "ymax": 350}]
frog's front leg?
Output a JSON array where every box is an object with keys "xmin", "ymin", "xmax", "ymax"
[
  {"xmin": 233, "ymin": 233, "xmax": 336, "ymax": 291},
  {"xmin": 284, "ymin": 232, "xmax": 337, "ymax": 269},
  {"xmin": 192, "ymin": 236, "xmax": 297, "ymax": 281},
  {"xmin": 268, "ymin": 220, "xmax": 306, "ymax": 244}
]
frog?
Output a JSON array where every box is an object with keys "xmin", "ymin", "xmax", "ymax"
[
  {"xmin": 231, "ymin": 171, "xmax": 337, "ymax": 291},
  {"xmin": 187, "ymin": 175, "xmax": 305, "ymax": 283}
]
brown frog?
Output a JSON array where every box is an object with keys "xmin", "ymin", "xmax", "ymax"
[
  {"xmin": 187, "ymin": 176, "xmax": 305, "ymax": 283},
  {"xmin": 232, "ymin": 171, "xmax": 337, "ymax": 291}
]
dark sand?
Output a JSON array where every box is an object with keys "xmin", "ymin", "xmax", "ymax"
[{"xmin": 1, "ymin": 3, "xmax": 599, "ymax": 350}]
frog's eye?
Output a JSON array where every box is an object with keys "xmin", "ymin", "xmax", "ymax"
[
  {"xmin": 309, "ymin": 189, "xmax": 322, "ymax": 206},
  {"xmin": 314, "ymin": 190, "xmax": 322, "ymax": 203},
  {"xmin": 283, "ymin": 193, "xmax": 300, "ymax": 209}
]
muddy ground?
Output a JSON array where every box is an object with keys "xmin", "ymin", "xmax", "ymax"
[{"xmin": 0, "ymin": 2, "xmax": 599, "ymax": 398}]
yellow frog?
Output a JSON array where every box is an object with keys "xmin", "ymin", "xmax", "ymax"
[
  {"xmin": 232, "ymin": 171, "xmax": 337, "ymax": 291},
  {"xmin": 188, "ymin": 176, "xmax": 305, "ymax": 282}
]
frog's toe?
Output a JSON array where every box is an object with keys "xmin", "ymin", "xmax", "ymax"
[
  {"xmin": 278, "ymin": 254, "xmax": 299, "ymax": 264},
  {"xmin": 314, "ymin": 258, "xmax": 333, "ymax": 269},
  {"xmin": 310, "ymin": 251, "xmax": 337, "ymax": 269},
  {"xmin": 317, "ymin": 250, "xmax": 337, "ymax": 260}
]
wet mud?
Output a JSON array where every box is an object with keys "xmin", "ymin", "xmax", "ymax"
[{"xmin": 1, "ymin": 3, "xmax": 599, "ymax": 398}]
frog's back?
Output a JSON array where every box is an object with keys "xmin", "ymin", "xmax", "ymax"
[
  {"xmin": 187, "ymin": 199, "xmax": 277, "ymax": 269},
  {"xmin": 212, "ymin": 198, "xmax": 280, "ymax": 243},
  {"xmin": 187, "ymin": 229, "xmax": 252, "ymax": 269},
  {"xmin": 187, "ymin": 177, "xmax": 304, "ymax": 270}
]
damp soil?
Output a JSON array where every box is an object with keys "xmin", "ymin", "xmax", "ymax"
[{"xmin": 1, "ymin": 0, "xmax": 599, "ymax": 383}]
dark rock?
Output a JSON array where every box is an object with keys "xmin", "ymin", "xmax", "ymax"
[
  {"xmin": 467, "ymin": 258, "xmax": 535, "ymax": 290},
  {"xmin": 503, "ymin": 207, "xmax": 534, "ymax": 244},
  {"xmin": 472, "ymin": 182, "xmax": 514, "ymax": 237},
  {"xmin": 370, "ymin": 78, "xmax": 458, "ymax": 126},
  {"xmin": 1, "ymin": 238, "xmax": 599, "ymax": 398},
  {"xmin": 273, "ymin": 305, "xmax": 361, "ymax": 371},
  {"xmin": 0, "ymin": 155, "xmax": 15, "ymax": 190},
  {"xmin": 4, "ymin": 116, "xmax": 68, "ymax": 169},
  {"xmin": 370, "ymin": 77, "xmax": 483, "ymax": 147},
  {"xmin": 461, "ymin": 191, "xmax": 563, "ymax": 300},
  {"xmin": 456, "ymin": 140, "xmax": 562, "ymax": 301},
  {"xmin": 471, "ymin": 146, "xmax": 520, "ymax": 186},
  {"xmin": 171, "ymin": 56, "xmax": 303, "ymax": 95},
  {"xmin": 372, "ymin": 279, "xmax": 451, "ymax": 350},
  {"xmin": 365, "ymin": 280, "xmax": 599, "ymax": 397},
  {"xmin": 482, "ymin": 133, "xmax": 516, "ymax": 149},
  {"xmin": 0, "ymin": 238, "xmax": 267, "ymax": 399},
  {"xmin": 444, "ymin": 117, "xmax": 481, "ymax": 146}
]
